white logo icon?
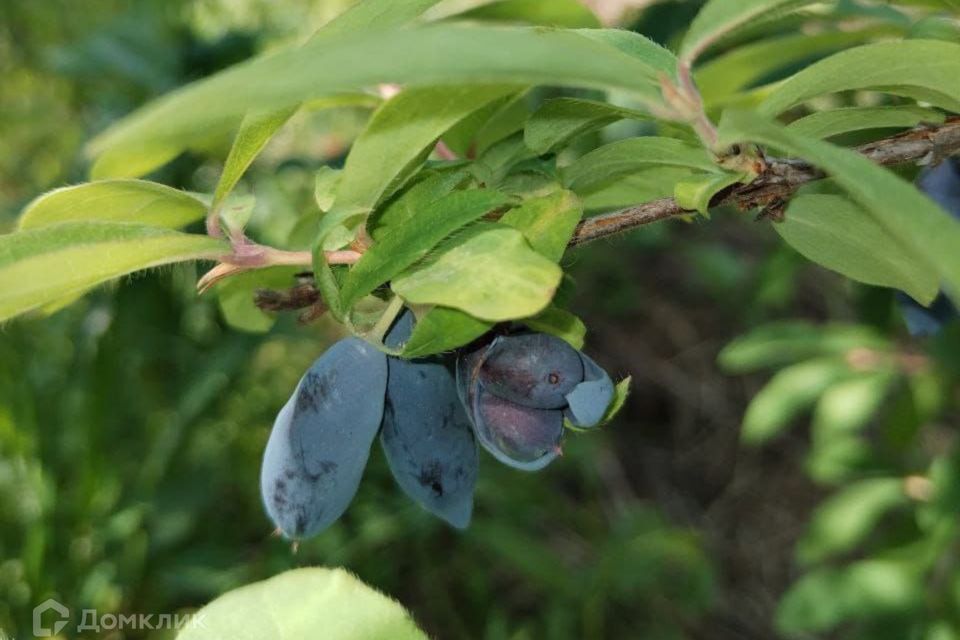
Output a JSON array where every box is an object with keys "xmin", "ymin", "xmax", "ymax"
[{"xmin": 33, "ymin": 599, "xmax": 69, "ymax": 637}]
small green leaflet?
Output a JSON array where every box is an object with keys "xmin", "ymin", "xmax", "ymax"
[
  {"xmin": 680, "ymin": 0, "xmax": 821, "ymax": 63},
  {"xmin": 88, "ymin": 25, "xmax": 675, "ymax": 170},
  {"xmin": 759, "ymin": 39, "xmax": 960, "ymax": 116},
  {"xmin": 18, "ymin": 180, "xmax": 207, "ymax": 231},
  {"xmin": 0, "ymin": 222, "xmax": 226, "ymax": 322},
  {"xmin": 339, "ymin": 189, "xmax": 511, "ymax": 311},
  {"xmin": 215, "ymin": 266, "xmax": 302, "ymax": 333},
  {"xmin": 562, "ymin": 137, "xmax": 716, "ymax": 194},
  {"xmin": 212, "ymin": 107, "xmax": 299, "ymax": 210},
  {"xmin": 741, "ymin": 357, "xmax": 854, "ymax": 444},
  {"xmin": 524, "ymin": 98, "xmax": 652, "ymax": 154},
  {"xmin": 499, "ymin": 189, "xmax": 583, "ymax": 262},
  {"xmin": 369, "ymin": 169, "xmax": 472, "ymax": 241},
  {"xmin": 673, "ymin": 171, "xmax": 745, "ymax": 215},
  {"xmin": 175, "ymin": 568, "xmax": 427, "ymax": 640},
  {"xmin": 522, "ymin": 305, "xmax": 586, "ymax": 349},
  {"xmin": 717, "ymin": 110, "xmax": 960, "ymax": 303},
  {"xmin": 392, "ymin": 223, "xmax": 562, "ymax": 321},
  {"xmin": 786, "ymin": 106, "xmax": 944, "ymax": 140},
  {"xmin": 777, "ymin": 194, "xmax": 939, "ymax": 303},
  {"xmin": 401, "ymin": 307, "xmax": 493, "ymax": 358}
]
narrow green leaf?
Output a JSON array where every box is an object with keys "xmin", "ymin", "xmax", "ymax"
[
  {"xmin": 459, "ymin": 0, "xmax": 601, "ymax": 28},
  {"xmin": 402, "ymin": 307, "xmax": 493, "ymax": 358},
  {"xmin": 334, "ymin": 86, "xmax": 516, "ymax": 215},
  {"xmin": 601, "ymin": 376, "xmax": 631, "ymax": 425},
  {"xmin": 0, "ymin": 223, "xmax": 226, "ymax": 322},
  {"xmin": 175, "ymin": 567, "xmax": 427, "ymax": 640},
  {"xmin": 369, "ymin": 168, "xmax": 471, "ymax": 241},
  {"xmin": 88, "ymin": 24, "xmax": 674, "ymax": 170},
  {"xmin": 573, "ymin": 29, "xmax": 677, "ymax": 76},
  {"xmin": 673, "ymin": 171, "xmax": 745, "ymax": 215},
  {"xmin": 759, "ymin": 39, "xmax": 960, "ymax": 116},
  {"xmin": 786, "ymin": 106, "xmax": 944, "ymax": 139},
  {"xmin": 522, "ymin": 305, "xmax": 586, "ymax": 349},
  {"xmin": 443, "ymin": 91, "xmax": 529, "ymax": 156},
  {"xmin": 798, "ymin": 478, "xmax": 906, "ymax": 565},
  {"xmin": 212, "ymin": 107, "xmax": 299, "ymax": 209},
  {"xmin": 777, "ymin": 194, "xmax": 939, "ymax": 303},
  {"xmin": 580, "ymin": 166, "xmax": 693, "ymax": 211},
  {"xmin": 392, "ymin": 223, "xmax": 562, "ymax": 321},
  {"xmin": 680, "ymin": 0, "xmax": 820, "ymax": 63},
  {"xmin": 718, "ymin": 110, "xmax": 960, "ymax": 302},
  {"xmin": 340, "ymin": 189, "xmax": 510, "ymax": 310},
  {"xmin": 499, "ymin": 189, "xmax": 583, "ymax": 262},
  {"xmin": 524, "ymin": 98, "xmax": 651, "ymax": 154},
  {"xmin": 18, "ymin": 180, "xmax": 207, "ymax": 231},
  {"xmin": 215, "ymin": 266, "xmax": 301, "ymax": 333},
  {"xmin": 562, "ymin": 137, "xmax": 716, "ymax": 194},
  {"xmin": 695, "ymin": 28, "xmax": 899, "ymax": 104},
  {"xmin": 742, "ymin": 357, "xmax": 853, "ymax": 444},
  {"xmin": 719, "ymin": 321, "xmax": 889, "ymax": 373}
]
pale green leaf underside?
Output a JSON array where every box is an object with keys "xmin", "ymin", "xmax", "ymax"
[
  {"xmin": 0, "ymin": 222, "xmax": 226, "ymax": 322},
  {"xmin": 524, "ymin": 97, "xmax": 652, "ymax": 154},
  {"xmin": 340, "ymin": 189, "xmax": 510, "ymax": 310},
  {"xmin": 786, "ymin": 105, "xmax": 945, "ymax": 139},
  {"xmin": 759, "ymin": 39, "xmax": 960, "ymax": 116},
  {"xmin": 673, "ymin": 171, "xmax": 745, "ymax": 215},
  {"xmin": 175, "ymin": 568, "xmax": 427, "ymax": 640},
  {"xmin": 777, "ymin": 194, "xmax": 939, "ymax": 303},
  {"xmin": 718, "ymin": 110, "xmax": 960, "ymax": 302},
  {"xmin": 392, "ymin": 224, "xmax": 562, "ymax": 321},
  {"xmin": 499, "ymin": 189, "xmax": 583, "ymax": 262},
  {"xmin": 681, "ymin": 0, "xmax": 820, "ymax": 62},
  {"xmin": 89, "ymin": 25, "xmax": 675, "ymax": 171},
  {"xmin": 695, "ymin": 27, "xmax": 899, "ymax": 104},
  {"xmin": 562, "ymin": 137, "xmax": 716, "ymax": 194},
  {"xmin": 18, "ymin": 180, "xmax": 207, "ymax": 231}
]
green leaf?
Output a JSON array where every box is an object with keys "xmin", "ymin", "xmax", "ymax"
[
  {"xmin": 523, "ymin": 305, "xmax": 586, "ymax": 349},
  {"xmin": 369, "ymin": 168, "xmax": 471, "ymax": 241},
  {"xmin": 562, "ymin": 137, "xmax": 716, "ymax": 194},
  {"xmin": 777, "ymin": 194, "xmax": 939, "ymax": 303},
  {"xmin": 741, "ymin": 357, "xmax": 853, "ymax": 444},
  {"xmin": 759, "ymin": 39, "xmax": 960, "ymax": 116},
  {"xmin": 212, "ymin": 107, "xmax": 299, "ymax": 210},
  {"xmin": 392, "ymin": 223, "xmax": 562, "ymax": 321},
  {"xmin": 331, "ymin": 85, "xmax": 517, "ymax": 223},
  {"xmin": 695, "ymin": 28, "xmax": 899, "ymax": 104},
  {"xmin": 217, "ymin": 195, "xmax": 256, "ymax": 237},
  {"xmin": 797, "ymin": 478, "xmax": 907, "ymax": 566},
  {"xmin": 580, "ymin": 167, "xmax": 693, "ymax": 211},
  {"xmin": 524, "ymin": 97, "xmax": 652, "ymax": 154},
  {"xmin": 340, "ymin": 189, "xmax": 510, "ymax": 310},
  {"xmin": 776, "ymin": 560, "xmax": 922, "ymax": 635},
  {"xmin": 89, "ymin": 24, "xmax": 675, "ymax": 170},
  {"xmin": 499, "ymin": 189, "xmax": 583, "ymax": 261},
  {"xmin": 601, "ymin": 376, "xmax": 631, "ymax": 425},
  {"xmin": 90, "ymin": 0, "xmax": 441, "ymax": 178},
  {"xmin": 17, "ymin": 180, "xmax": 207, "ymax": 231},
  {"xmin": 0, "ymin": 223, "xmax": 226, "ymax": 322},
  {"xmin": 786, "ymin": 106, "xmax": 944, "ymax": 139},
  {"xmin": 215, "ymin": 266, "xmax": 301, "ymax": 333},
  {"xmin": 719, "ymin": 321, "xmax": 889, "ymax": 373},
  {"xmin": 175, "ymin": 567, "xmax": 427, "ymax": 640},
  {"xmin": 680, "ymin": 0, "xmax": 821, "ymax": 63},
  {"xmin": 459, "ymin": 0, "xmax": 601, "ymax": 28},
  {"xmin": 401, "ymin": 307, "xmax": 493, "ymax": 358},
  {"xmin": 442, "ymin": 91, "xmax": 530, "ymax": 156},
  {"xmin": 673, "ymin": 171, "xmax": 744, "ymax": 215},
  {"xmin": 718, "ymin": 110, "xmax": 960, "ymax": 302}
]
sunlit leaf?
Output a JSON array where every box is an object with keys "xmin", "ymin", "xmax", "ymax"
[
  {"xmin": 18, "ymin": 180, "xmax": 207, "ymax": 230},
  {"xmin": 0, "ymin": 223, "xmax": 226, "ymax": 322},
  {"xmin": 499, "ymin": 189, "xmax": 583, "ymax": 261}
]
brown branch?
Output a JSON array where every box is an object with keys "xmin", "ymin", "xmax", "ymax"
[
  {"xmin": 570, "ymin": 116, "xmax": 960, "ymax": 246},
  {"xmin": 255, "ymin": 117, "xmax": 960, "ymax": 312}
]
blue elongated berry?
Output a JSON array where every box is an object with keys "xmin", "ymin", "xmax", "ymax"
[
  {"xmin": 260, "ymin": 338, "xmax": 387, "ymax": 539},
  {"xmin": 478, "ymin": 333, "xmax": 584, "ymax": 409},
  {"xmin": 471, "ymin": 383, "xmax": 563, "ymax": 471},
  {"xmin": 564, "ymin": 352, "xmax": 615, "ymax": 429}
]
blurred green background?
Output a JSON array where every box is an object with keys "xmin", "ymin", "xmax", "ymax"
[{"xmin": 2, "ymin": 1, "xmax": 960, "ymax": 639}]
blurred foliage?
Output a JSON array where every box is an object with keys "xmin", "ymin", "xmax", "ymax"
[{"xmin": 2, "ymin": 1, "xmax": 960, "ymax": 639}]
